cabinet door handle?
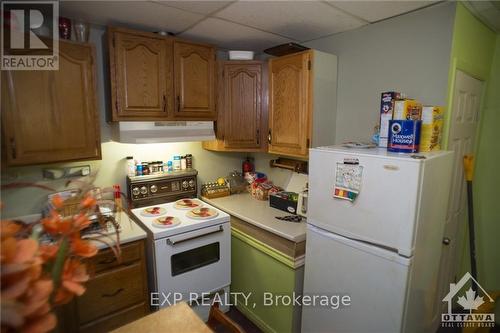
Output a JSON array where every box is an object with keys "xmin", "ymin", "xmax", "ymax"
[
  {"xmin": 268, "ymin": 130, "xmax": 272, "ymax": 144},
  {"xmin": 101, "ymin": 288, "xmax": 124, "ymax": 298},
  {"xmin": 256, "ymin": 129, "xmax": 260, "ymax": 145},
  {"xmin": 10, "ymin": 137, "xmax": 16, "ymax": 159},
  {"xmin": 98, "ymin": 257, "xmax": 116, "ymax": 265},
  {"xmin": 177, "ymin": 95, "xmax": 180, "ymax": 113},
  {"xmin": 162, "ymin": 95, "xmax": 167, "ymax": 112}
]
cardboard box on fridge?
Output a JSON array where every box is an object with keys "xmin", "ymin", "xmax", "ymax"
[
  {"xmin": 393, "ymin": 99, "xmax": 422, "ymax": 121},
  {"xmin": 420, "ymin": 106, "xmax": 444, "ymax": 152},
  {"xmin": 379, "ymin": 91, "xmax": 402, "ymax": 148}
]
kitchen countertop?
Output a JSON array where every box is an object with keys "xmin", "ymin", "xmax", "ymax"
[
  {"xmin": 11, "ymin": 211, "xmax": 147, "ymax": 250},
  {"xmin": 93, "ymin": 210, "xmax": 147, "ymax": 250},
  {"xmin": 202, "ymin": 193, "xmax": 306, "ymax": 242}
]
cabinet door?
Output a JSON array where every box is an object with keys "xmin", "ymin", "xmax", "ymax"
[
  {"xmin": 1, "ymin": 41, "xmax": 101, "ymax": 166},
  {"xmin": 111, "ymin": 31, "xmax": 172, "ymax": 120},
  {"xmin": 173, "ymin": 41, "xmax": 215, "ymax": 120},
  {"xmin": 268, "ymin": 51, "xmax": 311, "ymax": 157},
  {"xmin": 223, "ymin": 63, "xmax": 262, "ymax": 149}
]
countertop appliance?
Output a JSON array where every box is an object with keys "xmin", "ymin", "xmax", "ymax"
[
  {"xmin": 127, "ymin": 170, "xmax": 230, "ymax": 321},
  {"xmin": 301, "ymin": 146, "xmax": 453, "ymax": 333}
]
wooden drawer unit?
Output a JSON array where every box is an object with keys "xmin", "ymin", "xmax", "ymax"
[
  {"xmin": 89, "ymin": 241, "xmax": 142, "ymax": 274},
  {"xmin": 58, "ymin": 239, "xmax": 149, "ymax": 332},
  {"xmin": 77, "ymin": 263, "xmax": 145, "ymax": 324}
]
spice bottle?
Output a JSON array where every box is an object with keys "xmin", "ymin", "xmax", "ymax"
[
  {"xmin": 173, "ymin": 156, "xmax": 181, "ymax": 171},
  {"xmin": 186, "ymin": 154, "xmax": 193, "ymax": 169},
  {"xmin": 126, "ymin": 156, "xmax": 135, "ymax": 177},
  {"xmin": 181, "ymin": 156, "xmax": 187, "ymax": 170}
]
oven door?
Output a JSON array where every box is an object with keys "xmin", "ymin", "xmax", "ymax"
[{"xmin": 153, "ymin": 222, "xmax": 230, "ymax": 307}]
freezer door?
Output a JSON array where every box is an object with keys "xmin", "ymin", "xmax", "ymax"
[
  {"xmin": 301, "ymin": 225, "xmax": 411, "ymax": 333},
  {"xmin": 309, "ymin": 149, "xmax": 422, "ymax": 256}
]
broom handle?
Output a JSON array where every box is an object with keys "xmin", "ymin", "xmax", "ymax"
[{"xmin": 463, "ymin": 155, "xmax": 478, "ymax": 291}]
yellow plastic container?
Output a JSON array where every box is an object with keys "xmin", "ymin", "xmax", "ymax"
[{"xmin": 420, "ymin": 106, "xmax": 444, "ymax": 152}]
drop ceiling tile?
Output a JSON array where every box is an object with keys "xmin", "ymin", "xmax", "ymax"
[
  {"xmin": 178, "ymin": 17, "xmax": 293, "ymax": 51},
  {"xmin": 214, "ymin": 1, "xmax": 367, "ymax": 41},
  {"xmin": 60, "ymin": 1, "xmax": 203, "ymax": 33},
  {"xmin": 328, "ymin": 1, "xmax": 436, "ymax": 23},
  {"xmin": 153, "ymin": 1, "xmax": 234, "ymax": 15}
]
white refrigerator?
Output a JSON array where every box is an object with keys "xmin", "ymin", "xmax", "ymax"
[{"xmin": 301, "ymin": 146, "xmax": 453, "ymax": 333}]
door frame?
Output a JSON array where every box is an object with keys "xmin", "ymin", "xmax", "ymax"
[{"xmin": 437, "ymin": 64, "xmax": 487, "ymax": 314}]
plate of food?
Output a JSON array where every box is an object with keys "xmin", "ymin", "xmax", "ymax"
[
  {"xmin": 174, "ymin": 198, "xmax": 202, "ymax": 210},
  {"xmin": 152, "ymin": 216, "xmax": 181, "ymax": 228},
  {"xmin": 186, "ymin": 207, "xmax": 218, "ymax": 219},
  {"xmin": 140, "ymin": 206, "xmax": 166, "ymax": 217}
]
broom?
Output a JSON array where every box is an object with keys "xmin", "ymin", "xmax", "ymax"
[{"xmin": 463, "ymin": 155, "xmax": 477, "ymax": 292}]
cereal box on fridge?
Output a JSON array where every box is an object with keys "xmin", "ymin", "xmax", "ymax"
[
  {"xmin": 379, "ymin": 91, "xmax": 402, "ymax": 148},
  {"xmin": 393, "ymin": 99, "xmax": 422, "ymax": 121},
  {"xmin": 420, "ymin": 106, "xmax": 444, "ymax": 152}
]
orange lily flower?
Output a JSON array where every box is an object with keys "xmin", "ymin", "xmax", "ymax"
[
  {"xmin": 54, "ymin": 259, "xmax": 89, "ymax": 305},
  {"xmin": 70, "ymin": 235, "xmax": 98, "ymax": 258}
]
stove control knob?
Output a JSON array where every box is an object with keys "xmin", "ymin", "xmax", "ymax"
[
  {"xmin": 189, "ymin": 179, "xmax": 195, "ymax": 188},
  {"xmin": 140, "ymin": 186, "xmax": 148, "ymax": 195},
  {"xmin": 132, "ymin": 187, "xmax": 140, "ymax": 196},
  {"xmin": 182, "ymin": 180, "xmax": 189, "ymax": 189},
  {"xmin": 150, "ymin": 185, "xmax": 158, "ymax": 193}
]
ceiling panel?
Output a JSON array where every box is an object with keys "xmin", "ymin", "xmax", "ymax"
[
  {"xmin": 215, "ymin": 1, "xmax": 367, "ymax": 41},
  {"xmin": 153, "ymin": 1, "xmax": 233, "ymax": 15},
  {"xmin": 178, "ymin": 17, "xmax": 293, "ymax": 51},
  {"xmin": 328, "ymin": 1, "xmax": 437, "ymax": 23},
  {"xmin": 60, "ymin": 1, "xmax": 204, "ymax": 33}
]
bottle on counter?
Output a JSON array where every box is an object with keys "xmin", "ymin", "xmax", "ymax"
[
  {"xmin": 242, "ymin": 157, "xmax": 254, "ymax": 176},
  {"xmin": 142, "ymin": 162, "xmax": 150, "ymax": 175},
  {"xmin": 126, "ymin": 156, "xmax": 135, "ymax": 177},
  {"xmin": 167, "ymin": 160, "xmax": 173, "ymax": 172},
  {"xmin": 181, "ymin": 156, "xmax": 187, "ymax": 170},
  {"xmin": 136, "ymin": 163, "xmax": 143, "ymax": 176},
  {"xmin": 186, "ymin": 154, "xmax": 193, "ymax": 169},
  {"xmin": 173, "ymin": 156, "xmax": 181, "ymax": 171}
]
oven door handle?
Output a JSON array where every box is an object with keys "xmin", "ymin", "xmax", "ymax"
[{"xmin": 166, "ymin": 225, "xmax": 224, "ymax": 246}]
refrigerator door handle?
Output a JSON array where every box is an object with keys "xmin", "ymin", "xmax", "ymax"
[{"xmin": 307, "ymin": 224, "xmax": 410, "ymax": 265}]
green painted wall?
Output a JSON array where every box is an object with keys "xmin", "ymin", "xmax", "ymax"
[
  {"xmin": 473, "ymin": 34, "xmax": 500, "ymax": 291},
  {"xmin": 445, "ymin": 3, "xmax": 499, "ymax": 291}
]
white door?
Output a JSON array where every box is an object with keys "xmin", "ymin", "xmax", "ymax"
[{"xmin": 436, "ymin": 70, "xmax": 483, "ymax": 313}]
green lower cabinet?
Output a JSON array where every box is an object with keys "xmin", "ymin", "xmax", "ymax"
[{"xmin": 231, "ymin": 228, "xmax": 304, "ymax": 333}]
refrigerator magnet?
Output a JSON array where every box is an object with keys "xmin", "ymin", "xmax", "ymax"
[{"xmin": 333, "ymin": 163, "xmax": 363, "ymax": 202}]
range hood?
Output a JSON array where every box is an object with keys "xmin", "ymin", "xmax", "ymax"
[{"xmin": 112, "ymin": 121, "xmax": 215, "ymax": 144}]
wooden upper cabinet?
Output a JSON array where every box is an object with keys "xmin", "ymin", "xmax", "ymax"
[
  {"xmin": 109, "ymin": 29, "xmax": 173, "ymax": 120},
  {"xmin": 202, "ymin": 61, "xmax": 267, "ymax": 152},
  {"xmin": 223, "ymin": 62, "xmax": 262, "ymax": 148},
  {"xmin": 1, "ymin": 40, "xmax": 101, "ymax": 166},
  {"xmin": 173, "ymin": 41, "xmax": 216, "ymax": 120},
  {"xmin": 268, "ymin": 51, "xmax": 311, "ymax": 158},
  {"xmin": 268, "ymin": 50, "xmax": 338, "ymax": 158}
]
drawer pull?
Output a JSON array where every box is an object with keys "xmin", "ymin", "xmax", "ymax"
[
  {"xmin": 101, "ymin": 288, "xmax": 124, "ymax": 298},
  {"xmin": 98, "ymin": 257, "xmax": 117, "ymax": 265}
]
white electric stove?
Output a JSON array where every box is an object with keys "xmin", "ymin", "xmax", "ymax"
[{"xmin": 127, "ymin": 171, "xmax": 231, "ymax": 320}]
